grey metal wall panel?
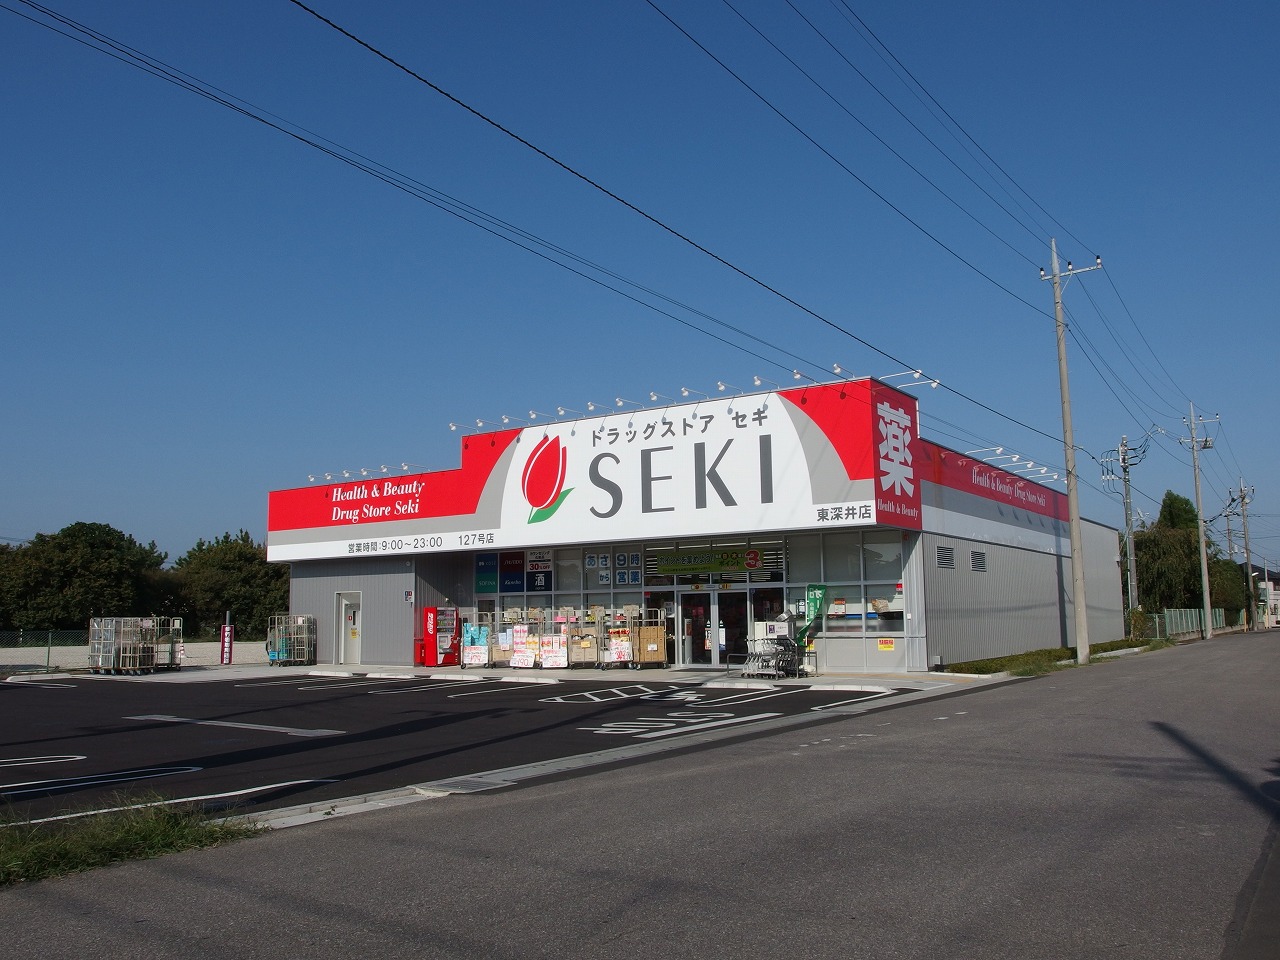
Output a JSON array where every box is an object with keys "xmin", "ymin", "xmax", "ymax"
[
  {"xmin": 290, "ymin": 557, "xmax": 415, "ymax": 666},
  {"xmin": 923, "ymin": 519, "xmax": 1124, "ymax": 665},
  {"xmin": 921, "ymin": 480, "xmax": 1070, "ymax": 556},
  {"xmin": 1083, "ymin": 519, "xmax": 1125, "ymax": 644},
  {"xmin": 923, "ymin": 533, "xmax": 1070, "ymax": 664}
]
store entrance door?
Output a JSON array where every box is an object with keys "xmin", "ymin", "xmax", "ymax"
[
  {"xmin": 678, "ymin": 590, "xmax": 748, "ymax": 667},
  {"xmin": 337, "ymin": 591, "xmax": 361, "ymax": 665}
]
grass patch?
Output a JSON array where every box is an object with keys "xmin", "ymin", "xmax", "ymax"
[
  {"xmin": 941, "ymin": 635, "xmax": 1166, "ymax": 677},
  {"xmin": 0, "ymin": 796, "xmax": 262, "ymax": 886}
]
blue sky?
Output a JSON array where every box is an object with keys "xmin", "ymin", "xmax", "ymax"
[{"xmin": 3, "ymin": 0, "xmax": 1276, "ymax": 567}]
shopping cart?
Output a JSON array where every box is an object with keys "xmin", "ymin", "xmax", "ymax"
[{"xmin": 741, "ymin": 636, "xmax": 798, "ymax": 679}]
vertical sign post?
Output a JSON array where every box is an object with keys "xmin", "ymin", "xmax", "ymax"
[{"xmin": 220, "ymin": 612, "xmax": 234, "ymax": 665}]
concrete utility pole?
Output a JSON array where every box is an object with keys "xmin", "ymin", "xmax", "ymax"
[
  {"xmin": 1181, "ymin": 405, "xmax": 1217, "ymax": 639},
  {"xmin": 1239, "ymin": 479, "xmax": 1256, "ymax": 629},
  {"xmin": 1041, "ymin": 240, "xmax": 1102, "ymax": 664},
  {"xmin": 1117, "ymin": 434, "xmax": 1147, "ymax": 616}
]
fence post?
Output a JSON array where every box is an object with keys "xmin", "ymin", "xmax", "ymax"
[{"xmin": 46, "ymin": 631, "xmax": 52, "ymax": 672}]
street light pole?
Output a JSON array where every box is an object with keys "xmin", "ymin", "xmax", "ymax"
[{"xmin": 1042, "ymin": 239, "xmax": 1102, "ymax": 664}]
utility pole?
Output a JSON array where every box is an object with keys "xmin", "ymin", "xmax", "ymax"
[
  {"xmin": 1041, "ymin": 240, "xmax": 1101, "ymax": 664},
  {"xmin": 1117, "ymin": 434, "xmax": 1148, "ymax": 616},
  {"xmin": 1240, "ymin": 479, "xmax": 1256, "ymax": 629},
  {"xmin": 1181, "ymin": 405, "xmax": 1217, "ymax": 639}
]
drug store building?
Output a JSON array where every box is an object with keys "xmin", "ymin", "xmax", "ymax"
[{"xmin": 266, "ymin": 379, "xmax": 1123, "ymax": 673}]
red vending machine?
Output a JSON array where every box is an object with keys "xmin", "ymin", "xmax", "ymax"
[{"xmin": 419, "ymin": 606, "xmax": 461, "ymax": 667}]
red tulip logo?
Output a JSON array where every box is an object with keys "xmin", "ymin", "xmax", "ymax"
[{"xmin": 521, "ymin": 435, "xmax": 572, "ymax": 523}]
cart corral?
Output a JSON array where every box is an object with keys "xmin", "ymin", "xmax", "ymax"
[
  {"xmin": 266, "ymin": 614, "xmax": 318, "ymax": 666},
  {"xmin": 88, "ymin": 617, "xmax": 184, "ymax": 674}
]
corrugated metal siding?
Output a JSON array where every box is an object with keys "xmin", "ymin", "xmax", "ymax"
[
  {"xmin": 923, "ymin": 519, "xmax": 1124, "ymax": 665},
  {"xmin": 290, "ymin": 557, "xmax": 415, "ymax": 666},
  {"xmin": 923, "ymin": 533, "xmax": 1071, "ymax": 664},
  {"xmin": 1083, "ymin": 519, "xmax": 1125, "ymax": 644}
]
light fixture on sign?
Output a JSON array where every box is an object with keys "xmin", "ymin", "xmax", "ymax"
[{"xmin": 681, "ymin": 386, "xmax": 710, "ymax": 400}]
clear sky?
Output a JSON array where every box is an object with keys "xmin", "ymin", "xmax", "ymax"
[{"xmin": 3, "ymin": 0, "xmax": 1276, "ymax": 568}]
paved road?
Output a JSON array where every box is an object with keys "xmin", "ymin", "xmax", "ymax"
[
  {"xmin": 2, "ymin": 632, "xmax": 1277, "ymax": 959},
  {"xmin": 0, "ymin": 671, "xmax": 910, "ymax": 821}
]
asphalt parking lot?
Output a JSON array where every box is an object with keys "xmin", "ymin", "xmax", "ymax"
[{"xmin": 1, "ymin": 670, "xmax": 923, "ymax": 822}]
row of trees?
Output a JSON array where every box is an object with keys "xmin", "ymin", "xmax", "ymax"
[
  {"xmin": 0, "ymin": 522, "xmax": 289, "ymax": 639},
  {"xmin": 1130, "ymin": 491, "xmax": 1248, "ymax": 619}
]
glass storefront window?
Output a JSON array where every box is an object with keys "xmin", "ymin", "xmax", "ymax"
[
  {"xmin": 863, "ymin": 532, "xmax": 903, "ymax": 581},
  {"xmin": 823, "ymin": 531, "xmax": 862, "ymax": 581},
  {"xmin": 554, "ymin": 550, "xmax": 583, "ymax": 592},
  {"xmin": 786, "ymin": 534, "xmax": 822, "ymax": 583},
  {"xmin": 822, "ymin": 587, "xmax": 865, "ymax": 633}
]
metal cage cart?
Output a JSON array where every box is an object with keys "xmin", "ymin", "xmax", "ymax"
[
  {"xmin": 266, "ymin": 615, "xmax": 317, "ymax": 666},
  {"xmin": 88, "ymin": 617, "xmax": 184, "ymax": 674},
  {"xmin": 634, "ymin": 609, "xmax": 669, "ymax": 669},
  {"xmin": 597, "ymin": 606, "xmax": 640, "ymax": 669},
  {"xmin": 568, "ymin": 622, "xmax": 599, "ymax": 668},
  {"xmin": 507, "ymin": 620, "xmax": 542, "ymax": 669},
  {"xmin": 461, "ymin": 613, "xmax": 497, "ymax": 668}
]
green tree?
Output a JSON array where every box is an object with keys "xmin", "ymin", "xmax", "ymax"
[
  {"xmin": 1156, "ymin": 491, "xmax": 1200, "ymax": 530},
  {"xmin": 174, "ymin": 531, "xmax": 288, "ymax": 639},
  {"xmin": 0, "ymin": 543, "xmax": 14, "ymax": 630},
  {"xmin": 0, "ymin": 522, "xmax": 167, "ymax": 629},
  {"xmin": 1134, "ymin": 491, "xmax": 1242, "ymax": 615}
]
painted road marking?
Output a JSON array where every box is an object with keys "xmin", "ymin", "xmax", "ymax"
[
  {"xmin": 371, "ymin": 678, "xmax": 497, "ymax": 696},
  {"xmin": 643, "ymin": 687, "xmax": 808, "ymax": 707},
  {"xmin": 125, "ymin": 715, "xmax": 346, "ymax": 737},
  {"xmin": 1, "ymin": 765, "xmax": 203, "ymax": 798},
  {"xmin": 0, "ymin": 755, "xmax": 86, "ymax": 769},
  {"xmin": 447, "ymin": 681, "xmax": 559, "ymax": 698},
  {"xmin": 810, "ymin": 693, "xmax": 894, "ymax": 710},
  {"xmin": 20, "ymin": 779, "xmax": 340, "ymax": 825},
  {"xmin": 579, "ymin": 711, "xmax": 784, "ymax": 737},
  {"xmin": 294, "ymin": 678, "xmax": 413, "ymax": 691},
  {"xmin": 541, "ymin": 684, "xmax": 687, "ymax": 703}
]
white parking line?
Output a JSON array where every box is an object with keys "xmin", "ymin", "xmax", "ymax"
[
  {"xmin": 447, "ymin": 681, "xmax": 559, "ymax": 698},
  {"xmin": 371, "ymin": 678, "xmax": 488, "ymax": 695},
  {"xmin": 18, "ymin": 779, "xmax": 339, "ymax": 825},
  {"xmin": 1, "ymin": 765, "xmax": 203, "ymax": 798},
  {"xmin": 0, "ymin": 755, "xmax": 86, "ymax": 769},
  {"xmin": 125, "ymin": 715, "xmax": 345, "ymax": 737},
  {"xmin": 295, "ymin": 678, "xmax": 414, "ymax": 691},
  {"xmin": 636, "ymin": 713, "xmax": 783, "ymax": 738}
]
